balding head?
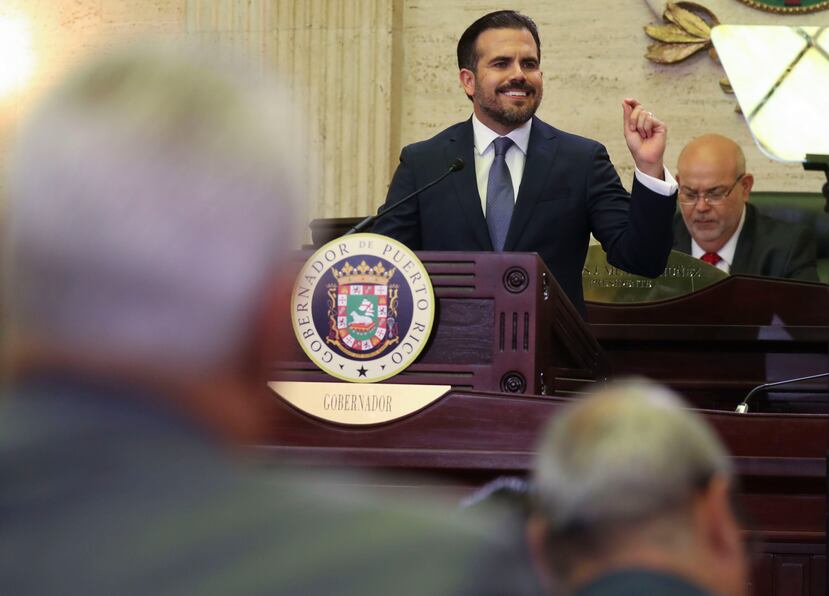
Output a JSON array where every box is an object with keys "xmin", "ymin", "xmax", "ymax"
[
  {"xmin": 676, "ymin": 134, "xmax": 753, "ymax": 254},
  {"xmin": 678, "ymin": 133, "xmax": 745, "ymax": 179},
  {"xmin": 528, "ymin": 380, "xmax": 748, "ymax": 596}
]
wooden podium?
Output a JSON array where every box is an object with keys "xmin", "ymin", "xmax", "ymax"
[
  {"xmin": 274, "ymin": 251, "xmax": 607, "ymax": 395},
  {"xmin": 268, "ymin": 249, "xmax": 827, "ymax": 596}
]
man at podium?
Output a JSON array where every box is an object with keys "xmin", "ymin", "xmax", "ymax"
[{"xmin": 373, "ymin": 10, "xmax": 678, "ymax": 315}]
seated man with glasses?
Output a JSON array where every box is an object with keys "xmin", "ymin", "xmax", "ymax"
[{"xmin": 672, "ymin": 133, "xmax": 818, "ymax": 281}]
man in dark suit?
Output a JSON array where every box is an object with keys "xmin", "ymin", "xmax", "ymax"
[
  {"xmin": 373, "ymin": 10, "xmax": 678, "ymax": 316},
  {"xmin": 526, "ymin": 380, "xmax": 749, "ymax": 596},
  {"xmin": 673, "ymin": 133, "xmax": 819, "ymax": 282}
]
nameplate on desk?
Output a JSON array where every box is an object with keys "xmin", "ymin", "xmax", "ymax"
[
  {"xmin": 583, "ymin": 247, "xmax": 727, "ymax": 303},
  {"xmin": 269, "ymin": 381, "xmax": 451, "ymax": 425}
]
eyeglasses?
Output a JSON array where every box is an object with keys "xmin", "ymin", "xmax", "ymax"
[{"xmin": 678, "ymin": 174, "xmax": 745, "ymax": 206}]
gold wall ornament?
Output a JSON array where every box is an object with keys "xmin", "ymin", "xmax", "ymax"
[
  {"xmin": 734, "ymin": 0, "xmax": 829, "ymax": 14},
  {"xmin": 644, "ymin": 2, "xmax": 720, "ymax": 64}
]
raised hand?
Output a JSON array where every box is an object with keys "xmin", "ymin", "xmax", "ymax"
[{"xmin": 622, "ymin": 98, "xmax": 667, "ymax": 180}]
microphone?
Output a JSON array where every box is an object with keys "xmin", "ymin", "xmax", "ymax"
[
  {"xmin": 735, "ymin": 371, "xmax": 829, "ymax": 413},
  {"xmin": 345, "ymin": 158, "xmax": 465, "ymax": 236}
]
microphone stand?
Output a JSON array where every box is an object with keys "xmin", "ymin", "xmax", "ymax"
[
  {"xmin": 735, "ymin": 371, "xmax": 829, "ymax": 413},
  {"xmin": 345, "ymin": 159, "xmax": 464, "ymax": 236}
]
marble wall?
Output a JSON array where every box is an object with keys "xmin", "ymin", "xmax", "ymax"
[
  {"xmin": 399, "ymin": 0, "xmax": 828, "ymax": 192},
  {"xmin": 0, "ymin": 1, "xmax": 826, "ymax": 220}
]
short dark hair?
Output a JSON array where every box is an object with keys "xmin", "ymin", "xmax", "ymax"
[{"xmin": 456, "ymin": 10, "xmax": 541, "ymax": 72}]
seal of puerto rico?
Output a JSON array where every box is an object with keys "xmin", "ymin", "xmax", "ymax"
[{"xmin": 291, "ymin": 233, "xmax": 435, "ymax": 383}]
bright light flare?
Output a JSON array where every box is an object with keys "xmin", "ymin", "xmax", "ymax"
[
  {"xmin": 713, "ymin": 25, "xmax": 829, "ymax": 162},
  {"xmin": 0, "ymin": 15, "xmax": 34, "ymax": 97}
]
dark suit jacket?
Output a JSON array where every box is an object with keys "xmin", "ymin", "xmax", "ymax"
[
  {"xmin": 672, "ymin": 203, "xmax": 819, "ymax": 282},
  {"xmin": 0, "ymin": 375, "xmax": 544, "ymax": 596},
  {"xmin": 373, "ymin": 117, "xmax": 677, "ymax": 316},
  {"xmin": 576, "ymin": 569, "xmax": 711, "ymax": 596}
]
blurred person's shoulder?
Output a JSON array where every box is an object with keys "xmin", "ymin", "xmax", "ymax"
[
  {"xmin": 576, "ymin": 569, "xmax": 711, "ymax": 596},
  {"xmin": 255, "ymin": 469, "xmax": 545, "ymax": 596},
  {"xmin": 0, "ymin": 378, "xmax": 543, "ymax": 596}
]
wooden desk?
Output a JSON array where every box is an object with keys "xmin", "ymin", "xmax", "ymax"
[{"xmin": 263, "ymin": 388, "xmax": 826, "ymax": 596}]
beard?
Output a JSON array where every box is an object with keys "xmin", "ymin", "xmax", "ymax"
[
  {"xmin": 474, "ymin": 80, "xmax": 542, "ymax": 128},
  {"xmin": 690, "ymin": 217, "xmax": 727, "ymax": 243}
]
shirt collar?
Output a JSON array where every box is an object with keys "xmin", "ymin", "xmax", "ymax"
[
  {"xmin": 471, "ymin": 113, "xmax": 531, "ymax": 156},
  {"xmin": 690, "ymin": 204, "xmax": 746, "ymax": 266}
]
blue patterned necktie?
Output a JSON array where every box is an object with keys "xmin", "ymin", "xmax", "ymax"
[{"xmin": 486, "ymin": 136, "xmax": 515, "ymax": 251}]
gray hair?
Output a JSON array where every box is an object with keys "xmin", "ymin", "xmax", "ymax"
[
  {"xmin": 4, "ymin": 44, "xmax": 305, "ymax": 372},
  {"xmin": 532, "ymin": 380, "xmax": 733, "ymax": 573}
]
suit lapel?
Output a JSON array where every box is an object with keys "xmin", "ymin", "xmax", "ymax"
[
  {"xmin": 731, "ymin": 204, "xmax": 755, "ymax": 273},
  {"xmin": 447, "ymin": 120, "xmax": 492, "ymax": 250},
  {"xmin": 503, "ymin": 117, "xmax": 559, "ymax": 251}
]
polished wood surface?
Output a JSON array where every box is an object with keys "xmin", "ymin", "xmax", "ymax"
[
  {"xmin": 585, "ymin": 275, "xmax": 829, "ymax": 412},
  {"xmin": 264, "ymin": 387, "xmax": 826, "ymax": 595}
]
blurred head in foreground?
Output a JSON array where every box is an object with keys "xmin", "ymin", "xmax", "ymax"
[
  {"xmin": 527, "ymin": 380, "xmax": 747, "ymax": 596},
  {"xmin": 0, "ymin": 47, "xmax": 549, "ymax": 596},
  {"xmin": 3, "ymin": 43, "xmax": 303, "ymax": 439}
]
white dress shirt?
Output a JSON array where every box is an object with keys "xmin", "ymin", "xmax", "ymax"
[
  {"xmin": 691, "ymin": 205, "xmax": 746, "ymax": 274},
  {"xmin": 471, "ymin": 113, "xmax": 678, "ymax": 215}
]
